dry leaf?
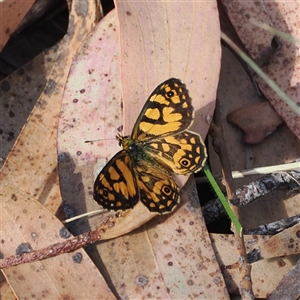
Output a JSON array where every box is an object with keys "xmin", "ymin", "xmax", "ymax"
[
  {"xmin": 57, "ymin": 1, "xmax": 224, "ymax": 298},
  {"xmin": 227, "ymin": 256, "xmax": 299, "ymax": 298},
  {"xmin": 0, "ymin": 1, "xmax": 115, "ymax": 298},
  {"xmin": 267, "ymin": 258, "xmax": 300, "ymax": 300},
  {"xmin": 227, "ymin": 101, "xmax": 283, "ymax": 144},
  {"xmin": 209, "ymin": 3, "xmax": 300, "ymax": 297},
  {"xmin": 211, "ymin": 232, "xmax": 300, "ymax": 297},
  {"xmin": 0, "ymin": 1, "xmax": 34, "ymax": 50},
  {"xmin": 255, "ymin": 1, "xmax": 300, "ymax": 139},
  {"xmin": 221, "ymin": 0, "xmax": 300, "ymax": 139},
  {"xmin": 220, "ymin": 0, "xmax": 275, "ymax": 61},
  {"xmin": 0, "ymin": 51, "xmax": 57, "ymax": 169},
  {"xmin": 213, "ymin": 46, "xmax": 300, "ymax": 229}
]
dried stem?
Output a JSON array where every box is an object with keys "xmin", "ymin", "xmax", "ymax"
[
  {"xmin": 210, "ymin": 101, "xmax": 254, "ymax": 299},
  {"xmin": 0, "ymin": 217, "xmax": 115, "ymax": 269}
]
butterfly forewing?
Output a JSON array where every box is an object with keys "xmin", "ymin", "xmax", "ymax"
[
  {"xmin": 93, "ymin": 150, "xmax": 139, "ymax": 210},
  {"xmin": 131, "ymin": 78, "xmax": 194, "ymax": 141}
]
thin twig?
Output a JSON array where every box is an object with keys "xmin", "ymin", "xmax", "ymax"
[
  {"xmin": 202, "ymin": 170, "xmax": 300, "ymax": 225},
  {"xmin": 0, "ymin": 217, "xmax": 115, "ymax": 269},
  {"xmin": 210, "ymin": 100, "xmax": 254, "ymax": 299},
  {"xmin": 237, "ymin": 170, "xmax": 300, "ymax": 207}
]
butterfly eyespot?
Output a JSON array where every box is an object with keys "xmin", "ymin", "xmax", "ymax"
[
  {"xmin": 180, "ymin": 158, "xmax": 191, "ymax": 167},
  {"xmin": 103, "ymin": 189, "xmax": 109, "ymax": 198},
  {"xmin": 166, "ymin": 91, "xmax": 174, "ymax": 98},
  {"xmin": 162, "ymin": 186, "xmax": 172, "ymax": 195}
]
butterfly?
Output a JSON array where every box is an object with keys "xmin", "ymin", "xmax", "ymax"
[{"xmin": 93, "ymin": 78, "xmax": 207, "ymax": 214}]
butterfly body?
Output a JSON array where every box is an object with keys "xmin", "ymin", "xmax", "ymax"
[{"xmin": 94, "ymin": 78, "xmax": 207, "ymax": 214}]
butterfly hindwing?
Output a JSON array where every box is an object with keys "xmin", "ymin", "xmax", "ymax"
[
  {"xmin": 135, "ymin": 161, "xmax": 180, "ymax": 214},
  {"xmin": 145, "ymin": 130, "xmax": 207, "ymax": 175},
  {"xmin": 131, "ymin": 78, "xmax": 194, "ymax": 141},
  {"xmin": 93, "ymin": 150, "xmax": 139, "ymax": 211}
]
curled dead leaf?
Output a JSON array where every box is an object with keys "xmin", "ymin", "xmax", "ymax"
[{"xmin": 227, "ymin": 101, "xmax": 283, "ymax": 144}]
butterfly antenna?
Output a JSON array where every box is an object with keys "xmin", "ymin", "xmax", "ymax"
[{"xmin": 85, "ymin": 138, "xmax": 116, "ymax": 143}]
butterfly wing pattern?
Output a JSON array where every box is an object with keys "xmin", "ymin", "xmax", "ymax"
[
  {"xmin": 93, "ymin": 150, "xmax": 139, "ymax": 211},
  {"xmin": 93, "ymin": 78, "xmax": 207, "ymax": 214}
]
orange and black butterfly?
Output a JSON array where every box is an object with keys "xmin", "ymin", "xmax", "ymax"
[{"xmin": 93, "ymin": 78, "xmax": 207, "ymax": 214}]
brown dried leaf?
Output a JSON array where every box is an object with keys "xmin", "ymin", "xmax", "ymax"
[
  {"xmin": 0, "ymin": 1, "xmax": 34, "ymax": 50},
  {"xmin": 105, "ymin": 0, "xmax": 223, "ymax": 296},
  {"xmin": 1, "ymin": 184, "xmax": 114, "ymax": 299},
  {"xmin": 0, "ymin": 1, "xmax": 115, "ymax": 298},
  {"xmin": 255, "ymin": 2, "xmax": 300, "ymax": 139},
  {"xmin": 220, "ymin": 0, "xmax": 275, "ymax": 61},
  {"xmin": 211, "ymin": 233, "xmax": 300, "ymax": 298},
  {"xmin": 0, "ymin": 51, "xmax": 56, "ymax": 170},
  {"xmin": 258, "ymin": 222, "xmax": 300, "ymax": 259},
  {"xmin": 221, "ymin": 0, "xmax": 300, "ymax": 139},
  {"xmin": 58, "ymin": 1, "xmax": 224, "ymax": 298},
  {"xmin": 0, "ymin": 272, "xmax": 16, "ymax": 300},
  {"xmin": 98, "ymin": 179, "xmax": 228, "ymax": 299},
  {"xmin": 227, "ymin": 256, "xmax": 299, "ymax": 298},
  {"xmin": 213, "ymin": 46, "xmax": 300, "ymax": 229},
  {"xmin": 227, "ymin": 101, "xmax": 283, "ymax": 144},
  {"xmin": 211, "ymin": 5, "xmax": 300, "ymax": 293},
  {"xmin": 267, "ymin": 258, "xmax": 300, "ymax": 300}
]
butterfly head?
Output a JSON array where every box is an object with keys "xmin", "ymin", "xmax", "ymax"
[
  {"xmin": 116, "ymin": 134, "xmax": 130, "ymax": 147},
  {"xmin": 117, "ymin": 134, "xmax": 140, "ymax": 156}
]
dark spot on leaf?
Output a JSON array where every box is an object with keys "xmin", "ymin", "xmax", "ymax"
[
  {"xmin": 9, "ymin": 111, "xmax": 15, "ymax": 117},
  {"xmin": 44, "ymin": 79, "xmax": 56, "ymax": 95},
  {"xmin": 277, "ymin": 258, "xmax": 286, "ymax": 267},
  {"xmin": 187, "ymin": 279, "xmax": 194, "ymax": 285},
  {"xmin": 11, "ymin": 193, "xmax": 17, "ymax": 201},
  {"xmin": 1, "ymin": 81, "xmax": 10, "ymax": 91},
  {"xmin": 16, "ymin": 243, "xmax": 32, "ymax": 255},
  {"xmin": 135, "ymin": 275, "xmax": 148, "ymax": 286},
  {"xmin": 72, "ymin": 252, "xmax": 83, "ymax": 263},
  {"xmin": 64, "ymin": 204, "xmax": 76, "ymax": 219}
]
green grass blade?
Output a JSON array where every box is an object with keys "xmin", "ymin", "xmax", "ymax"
[{"xmin": 203, "ymin": 164, "xmax": 243, "ymax": 236}]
